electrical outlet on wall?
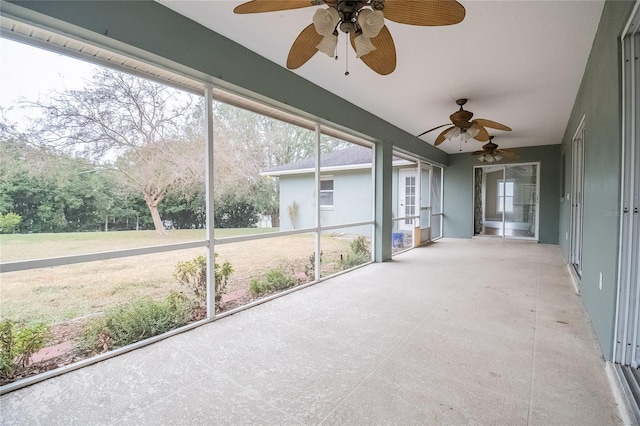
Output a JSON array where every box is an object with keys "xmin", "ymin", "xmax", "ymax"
[{"xmin": 599, "ymin": 272, "xmax": 603, "ymax": 290}]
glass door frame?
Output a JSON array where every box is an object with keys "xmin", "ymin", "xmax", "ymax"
[
  {"xmin": 472, "ymin": 162, "xmax": 540, "ymax": 241},
  {"xmin": 430, "ymin": 165, "xmax": 444, "ymax": 240}
]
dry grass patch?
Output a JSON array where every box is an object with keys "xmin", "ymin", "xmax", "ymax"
[{"xmin": 1, "ymin": 230, "xmax": 363, "ymax": 324}]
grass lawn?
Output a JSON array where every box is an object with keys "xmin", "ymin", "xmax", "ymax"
[
  {"xmin": 1, "ymin": 229, "xmax": 362, "ymax": 324},
  {"xmin": 0, "ymin": 228, "xmax": 278, "ymax": 263}
]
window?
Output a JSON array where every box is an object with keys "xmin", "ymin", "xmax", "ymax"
[
  {"xmin": 320, "ymin": 178, "xmax": 334, "ymax": 208},
  {"xmin": 497, "ymin": 180, "xmax": 514, "ymax": 213}
]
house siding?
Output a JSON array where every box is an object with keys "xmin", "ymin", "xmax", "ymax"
[{"xmin": 279, "ymin": 170, "xmax": 373, "ymax": 235}]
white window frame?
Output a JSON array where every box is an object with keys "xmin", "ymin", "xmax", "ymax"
[{"xmin": 320, "ymin": 176, "xmax": 334, "ymax": 209}]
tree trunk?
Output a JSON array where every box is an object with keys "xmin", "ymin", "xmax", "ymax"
[
  {"xmin": 270, "ymin": 212, "xmax": 280, "ymax": 228},
  {"xmin": 148, "ymin": 203, "xmax": 166, "ymax": 235},
  {"xmin": 144, "ymin": 191, "xmax": 167, "ymax": 235}
]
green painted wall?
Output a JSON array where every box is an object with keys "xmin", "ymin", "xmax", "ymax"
[
  {"xmin": 3, "ymin": 0, "xmax": 447, "ymax": 166},
  {"xmin": 443, "ymin": 145, "xmax": 561, "ymax": 244},
  {"xmin": 558, "ymin": 0, "xmax": 636, "ymax": 360}
]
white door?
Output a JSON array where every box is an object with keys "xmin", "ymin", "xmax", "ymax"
[{"xmin": 398, "ymin": 169, "xmax": 416, "ymax": 231}]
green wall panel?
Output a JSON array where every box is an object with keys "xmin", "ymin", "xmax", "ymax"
[{"xmin": 558, "ymin": 0, "xmax": 636, "ymax": 360}]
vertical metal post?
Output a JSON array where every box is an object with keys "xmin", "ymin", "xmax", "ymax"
[
  {"xmin": 501, "ymin": 166, "xmax": 506, "ymax": 238},
  {"xmin": 415, "ymin": 161, "xmax": 422, "ymax": 246},
  {"xmin": 315, "ymin": 123, "xmax": 321, "ymax": 281},
  {"xmin": 371, "ymin": 144, "xmax": 376, "ymax": 261},
  {"xmin": 439, "ymin": 165, "xmax": 444, "ymax": 238},
  {"xmin": 205, "ymin": 84, "xmax": 215, "ymax": 318}
]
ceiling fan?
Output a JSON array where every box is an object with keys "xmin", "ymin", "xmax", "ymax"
[
  {"xmin": 233, "ymin": 0, "xmax": 466, "ymax": 75},
  {"xmin": 417, "ymin": 98, "xmax": 512, "ymax": 146},
  {"xmin": 472, "ymin": 136, "xmax": 519, "ymax": 163}
]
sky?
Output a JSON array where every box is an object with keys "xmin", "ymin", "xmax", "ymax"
[{"xmin": 0, "ymin": 37, "xmax": 99, "ymax": 127}]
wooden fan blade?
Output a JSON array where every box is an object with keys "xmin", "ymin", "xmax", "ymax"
[
  {"xmin": 234, "ymin": 0, "xmax": 314, "ymax": 14},
  {"xmin": 286, "ymin": 24, "xmax": 322, "ymax": 69},
  {"xmin": 499, "ymin": 148, "xmax": 518, "ymax": 154},
  {"xmin": 498, "ymin": 149, "xmax": 519, "ymax": 158},
  {"xmin": 472, "ymin": 118, "xmax": 512, "ymax": 132},
  {"xmin": 383, "ymin": 0, "xmax": 465, "ymax": 26},
  {"xmin": 417, "ymin": 123, "xmax": 449, "ymax": 138},
  {"xmin": 350, "ymin": 25, "xmax": 396, "ymax": 75},
  {"xmin": 471, "ymin": 151, "xmax": 486, "ymax": 155},
  {"xmin": 434, "ymin": 126, "xmax": 454, "ymax": 146},
  {"xmin": 473, "ymin": 126, "xmax": 490, "ymax": 142}
]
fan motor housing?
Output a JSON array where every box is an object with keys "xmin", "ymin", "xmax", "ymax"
[
  {"xmin": 483, "ymin": 141, "xmax": 498, "ymax": 152},
  {"xmin": 450, "ymin": 109, "xmax": 473, "ymax": 128}
]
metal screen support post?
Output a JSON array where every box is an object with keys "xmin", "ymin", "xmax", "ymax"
[
  {"xmin": 315, "ymin": 123, "xmax": 321, "ymax": 281},
  {"xmin": 205, "ymin": 84, "xmax": 215, "ymax": 319}
]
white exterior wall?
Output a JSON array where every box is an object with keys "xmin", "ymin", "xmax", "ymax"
[{"xmin": 278, "ymin": 170, "xmax": 373, "ymax": 236}]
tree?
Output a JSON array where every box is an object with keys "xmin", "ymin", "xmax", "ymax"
[
  {"xmin": 210, "ymin": 101, "xmax": 348, "ymax": 227},
  {"xmin": 161, "ymin": 182, "xmax": 206, "ymax": 229},
  {"xmin": 213, "ymin": 188, "xmax": 259, "ymax": 228},
  {"xmin": 251, "ymin": 178, "xmax": 280, "ymax": 227},
  {"xmin": 30, "ymin": 69, "xmax": 203, "ymax": 235},
  {"xmin": 0, "ymin": 131, "xmax": 142, "ymax": 233}
]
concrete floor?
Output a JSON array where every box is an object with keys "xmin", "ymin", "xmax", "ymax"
[{"xmin": 0, "ymin": 238, "xmax": 628, "ymax": 425}]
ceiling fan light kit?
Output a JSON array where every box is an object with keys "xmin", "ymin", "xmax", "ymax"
[
  {"xmin": 477, "ymin": 153, "xmax": 502, "ymax": 163},
  {"xmin": 313, "ymin": 8, "xmax": 340, "ymax": 56},
  {"xmin": 353, "ymin": 9, "xmax": 384, "ymax": 57},
  {"xmin": 473, "ymin": 136, "xmax": 518, "ymax": 163},
  {"xmin": 444, "ymin": 123, "xmax": 481, "ymax": 142},
  {"xmin": 233, "ymin": 0, "xmax": 466, "ymax": 75},
  {"xmin": 418, "ymin": 98, "xmax": 513, "ymax": 148}
]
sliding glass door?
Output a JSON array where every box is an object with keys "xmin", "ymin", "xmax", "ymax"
[{"xmin": 473, "ymin": 163, "xmax": 539, "ymax": 240}]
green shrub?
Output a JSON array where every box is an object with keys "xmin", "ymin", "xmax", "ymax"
[
  {"xmin": 213, "ymin": 190, "xmax": 259, "ymax": 228},
  {"xmin": 288, "ymin": 201, "xmax": 299, "ymax": 229},
  {"xmin": 0, "ymin": 319, "xmax": 50, "ymax": 379},
  {"xmin": 339, "ymin": 236, "xmax": 372, "ymax": 270},
  {"xmin": 349, "ymin": 236, "xmax": 371, "ymax": 257},
  {"xmin": 339, "ymin": 252, "xmax": 371, "ymax": 270},
  {"xmin": 250, "ymin": 266, "xmax": 298, "ymax": 296},
  {"xmin": 78, "ymin": 292, "xmax": 192, "ymax": 355},
  {"xmin": 0, "ymin": 212, "xmax": 22, "ymax": 234},
  {"xmin": 174, "ymin": 254, "xmax": 233, "ymax": 306}
]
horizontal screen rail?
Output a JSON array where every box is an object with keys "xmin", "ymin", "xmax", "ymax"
[
  {"xmin": 392, "ymin": 216, "xmax": 419, "ymax": 222},
  {"xmin": 3, "ymin": 222, "xmax": 377, "ymax": 273},
  {"xmin": 214, "ymin": 221, "xmax": 375, "ymax": 245},
  {"xmin": 0, "ymin": 240, "xmax": 208, "ymax": 273}
]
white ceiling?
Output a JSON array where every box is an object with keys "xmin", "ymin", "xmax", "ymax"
[{"xmin": 159, "ymin": 0, "xmax": 604, "ymax": 154}]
